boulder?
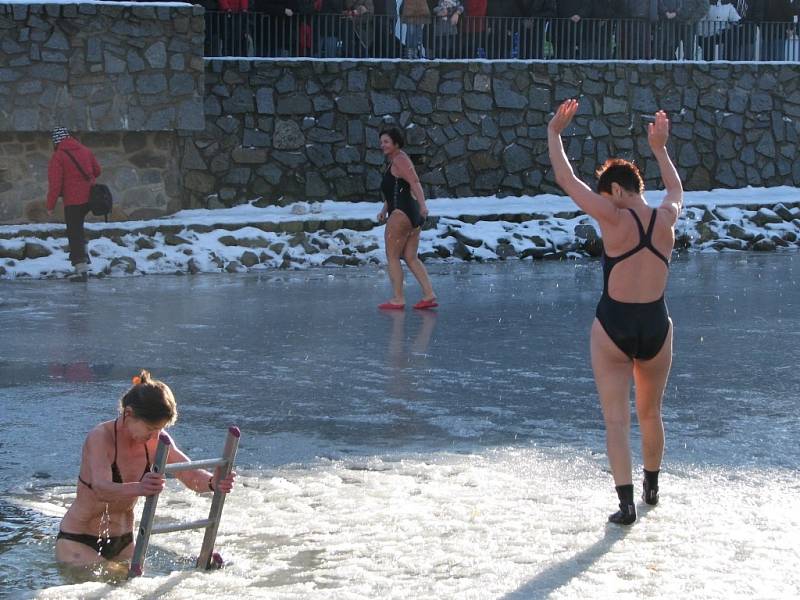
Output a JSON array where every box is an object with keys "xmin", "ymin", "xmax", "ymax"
[{"xmin": 24, "ymin": 242, "xmax": 52, "ymax": 259}]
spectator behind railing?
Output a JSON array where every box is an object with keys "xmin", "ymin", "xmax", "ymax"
[
  {"xmin": 697, "ymin": 0, "xmax": 740, "ymax": 60},
  {"xmin": 487, "ymin": 1, "xmax": 523, "ymax": 59},
  {"xmin": 201, "ymin": 6, "xmax": 800, "ymax": 60},
  {"xmin": 655, "ymin": 0, "xmax": 709, "ymax": 60},
  {"xmin": 398, "ymin": 0, "xmax": 431, "ymax": 59},
  {"xmin": 252, "ymin": 0, "xmax": 299, "ymax": 57},
  {"xmin": 618, "ymin": 0, "xmax": 657, "ymax": 60},
  {"xmin": 461, "ymin": 0, "xmax": 488, "ymax": 58},
  {"xmin": 211, "ymin": 0, "xmax": 252, "ymax": 57},
  {"xmin": 553, "ymin": 0, "xmax": 593, "ymax": 59},
  {"xmin": 750, "ymin": 0, "xmax": 800, "ymax": 60},
  {"xmin": 431, "ymin": 1, "xmax": 464, "ymax": 59}
]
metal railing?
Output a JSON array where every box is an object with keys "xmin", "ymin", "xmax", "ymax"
[{"xmin": 204, "ymin": 14, "xmax": 800, "ymax": 61}]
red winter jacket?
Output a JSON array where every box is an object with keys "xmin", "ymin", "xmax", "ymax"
[
  {"xmin": 462, "ymin": 0, "xmax": 487, "ymax": 33},
  {"xmin": 219, "ymin": 0, "xmax": 249, "ymax": 11},
  {"xmin": 46, "ymin": 137, "xmax": 101, "ymax": 211}
]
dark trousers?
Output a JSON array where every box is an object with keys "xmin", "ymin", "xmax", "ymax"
[{"xmin": 64, "ymin": 203, "xmax": 90, "ymax": 266}]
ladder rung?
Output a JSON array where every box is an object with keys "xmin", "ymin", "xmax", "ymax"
[
  {"xmin": 151, "ymin": 519, "xmax": 213, "ymax": 535},
  {"xmin": 163, "ymin": 458, "xmax": 228, "ymax": 474}
]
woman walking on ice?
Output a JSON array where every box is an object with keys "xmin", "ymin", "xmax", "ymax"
[
  {"xmin": 377, "ymin": 127, "xmax": 437, "ymax": 310},
  {"xmin": 547, "ymin": 100, "xmax": 683, "ymax": 525}
]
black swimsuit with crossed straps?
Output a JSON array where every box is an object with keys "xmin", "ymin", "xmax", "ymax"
[
  {"xmin": 595, "ymin": 208, "xmax": 671, "ymax": 361},
  {"xmin": 381, "ymin": 162, "xmax": 425, "ymax": 228},
  {"xmin": 58, "ymin": 419, "xmax": 152, "ymax": 559}
]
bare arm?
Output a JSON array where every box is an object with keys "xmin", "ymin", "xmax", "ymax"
[
  {"xmin": 547, "ymin": 99, "xmax": 619, "ymax": 224},
  {"xmin": 648, "ymin": 111, "xmax": 683, "ymax": 224},
  {"xmin": 164, "ymin": 433, "xmax": 236, "ymax": 494},
  {"xmin": 83, "ymin": 428, "xmax": 160, "ymax": 501},
  {"xmin": 394, "ymin": 153, "xmax": 428, "ymax": 217}
]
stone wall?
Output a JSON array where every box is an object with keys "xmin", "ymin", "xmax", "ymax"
[
  {"xmin": 0, "ymin": 131, "xmax": 182, "ymax": 223},
  {"xmin": 0, "ymin": 2, "xmax": 205, "ymax": 131},
  {"xmin": 0, "ymin": 1, "xmax": 203, "ymax": 223},
  {"xmin": 184, "ymin": 60, "xmax": 800, "ymax": 209}
]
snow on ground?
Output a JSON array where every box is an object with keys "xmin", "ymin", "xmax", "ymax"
[
  {"xmin": 1, "ymin": 187, "xmax": 798, "ymax": 280},
  {"xmin": 24, "ymin": 447, "xmax": 800, "ymax": 600}
]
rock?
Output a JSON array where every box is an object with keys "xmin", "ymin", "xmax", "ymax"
[
  {"xmin": 109, "ymin": 256, "xmax": 137, "ymax": 274},
  {"xmin": 147, "ymin": 251, "xmax": 165, "ymax": 261},
  {"xmin": 451, "ymin": 240, "xmax": 473, "ymax": 260},
  {"xmin": 322, "ymin": 255, "xmax": 349, "ymax": 267},
  {"xmin": 291, "ymin": 202, "xmax": 310, "ymax": 215},
  {"xmin": 783, "ymin": 231, "xmax": 797, "ymax": 243},
  {"xmin": 493, "ymin": 79, "xmax": 527, "ymax": 109},
  {"xmin": 164, "ymin": 233, "xmax": 191, "ymax": 246},
  {"xmin": 0, "ymin": 244, "xmax": 25, "ymax": 260},
  {"xmin": 356, "ymin": 243, "xmax": 379, "ymax": 253},
  {"xmin": 502, "ymin": 144, "xmax": 534, "ymax": 173},
  {"xmin": 187, "ymin": 258, "xmax": 200, "ymax": 274},
  {"xmin": 449, "ymin": 228, "xmax": 482, "ymax": 248},
  {"xmin": 495, "ymin": 242, "xmax": 517, "ymax": 259},
  {"xmin": 434, "ymin": 244, "xmax": 451, "ymax": 258},
  {"xmin": 135, "ymin": 237, "xmax": 156, "ymax": 251},
  {"xmin": 726, "ymin": 223, "xmax": 754, "ymax": 240},
  {"xmin": 750, "ymin": 208, "xmax": 783, "ymax": 227},
  {"xmin": 574, "ymin": 224, "xmax": 603, "ymax": 257},
  {"xmin": 696, "ymin": 222, "xmax": 718, "ymax": 243},
  {"xmin": 773, "ymin": 203, "xmax": 794, "ymax": 221},
  {"xmin": 269, "ymin": 242, "xmax": 286, "ymax": 255},
  {"xmin": 225, "ymin": 260, "xmax": 244, "ymax": 273},
  {"xmin": 273, "ymin": 120, "xmax": 305, "ymax": 150},
  {"xmin": 23, "ymin": 242, "xmax": 51, "ymax": 259},
  {"xmin": 240, "ymin": 251, "xmax": 259, "ymax": 267},
  {"xmin": 752, "ymin": 238, "xmax": 776, "ymax": 251}
]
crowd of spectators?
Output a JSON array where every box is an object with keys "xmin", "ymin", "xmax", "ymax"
[{"xmin": 203, "ymin": 1, "xmax": 800, "ymax": 61}]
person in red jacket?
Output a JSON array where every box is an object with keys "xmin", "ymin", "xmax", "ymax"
[{"xmin": 47, "ymin": 128, "xmax": 101, "ymax": 282}]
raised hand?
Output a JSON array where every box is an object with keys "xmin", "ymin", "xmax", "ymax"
[
  {"xmin": 648, "ymin": 110, "xmax": 670, "ymax": 152},
  {"xmin": 548, "ymin": 99, "xmax": 579, "ymax": 136}
]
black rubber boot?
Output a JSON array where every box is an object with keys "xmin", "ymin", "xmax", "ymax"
[
  {"xmin": 608, "ymin": 484, "xmax": 636, "ymax": 525},
  {"xmin": 642, "ymin": 469, "xmax": 659, "ymax": 506}
]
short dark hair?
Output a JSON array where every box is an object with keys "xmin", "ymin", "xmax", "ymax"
[
  {"xmin": 120, "ymin": 370, "xmax": 177, "ymax": 425},
  {"xmin": 596, "ymin": 159, "xmax": 644, "ymax": 195},
  {"xmin": 379, "ymin": 127, "xmax": 405, "ymax": 148}
]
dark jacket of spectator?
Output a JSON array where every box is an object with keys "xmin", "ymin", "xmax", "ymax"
[
  {"xmin": 749, "ymin": 0, "xmax": 800, "ymax": 21},
  {"xmin": 528, "ymin": 0, "xmax": 556, "ymax": 16},
  {"xmin": 620, "ymin": 0, "xmax": 659, "ymax": 20},
  {"xmin": 487, "ymin": 0, "xmax": 524, "ymax": 17},
  {"xmin": 555, "ymin": 0, "xmax": 593, "ymax": 18},
  {"xmin": 253, "ymin": 0, "xmax": 300, "ymax": 14}
]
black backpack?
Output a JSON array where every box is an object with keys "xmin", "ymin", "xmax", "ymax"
[{"xmin": 63, "ymin": 150, "xmax": 113, "ymax": 222}]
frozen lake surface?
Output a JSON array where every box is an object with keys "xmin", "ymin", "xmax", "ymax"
[{"xmin": 1, "ymin": 254, "xmax": 799, "ymax": 599}]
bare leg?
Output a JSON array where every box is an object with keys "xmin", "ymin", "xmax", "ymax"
[
  {"xmin": 402, "ymin": 227, "xmax": 435, "ymax": 301},
  {"xmin": 384, "ymin": 212, "xmax": 412, "ymax": 304},
  {"xmin": 633, "ymin": 320, "xmax": 673, "ymax": 472},
  {"xmin": 55, "ymin": 538, "xmax": 105, "ymax": 567},
  {"xmin": 591, "ymin": 319, "xmax": 634, "ymax": 486}
]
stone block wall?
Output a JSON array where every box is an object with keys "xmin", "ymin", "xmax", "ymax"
[
  {"xmin": 0, "ymin": 131, "xmax": 181, "ymax": 223},
  {"xmin": 0, "ymin": 2, "xmax": 205, "ymax": 131},
  {"xmin": 184, "ymin": 60, "xmax": 800, "ymax": 209},
  {"xmin": 0, "ymin": 2, "xmax": 203, "ymax": 223}
]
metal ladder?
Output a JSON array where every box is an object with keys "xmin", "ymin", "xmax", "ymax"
[{"xmin": 128, "ymin": 426, "xmax": 241, "ymax": 578}]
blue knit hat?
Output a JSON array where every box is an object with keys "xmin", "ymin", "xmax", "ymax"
[{"xmin": 51, "ymin": 127, "xmax": 70, "ymax": 145}]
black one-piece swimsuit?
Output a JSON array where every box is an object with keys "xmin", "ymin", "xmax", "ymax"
[
  {"xmin": 381, "ymin": 163, "xmax": 425, "ymax": 228},
  {"xmin": 595, "ymin": 208, "xmax": 671, "ymax": 361}
]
